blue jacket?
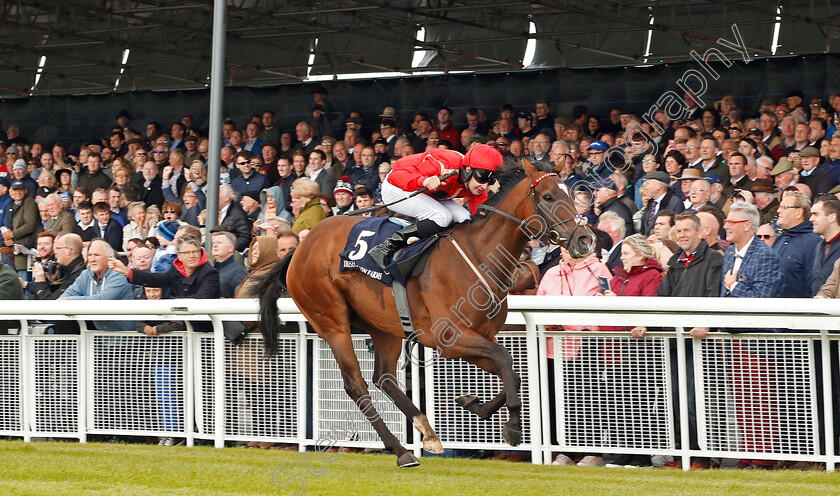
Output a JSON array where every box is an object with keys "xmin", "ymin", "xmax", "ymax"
[
  {"xmin": 214, "ymin": 256, "xmax": 247, "ymax": 298},
  {"xmin": 349, "ymin": 163, "xmax": 380, "ymax": 194},
  {"xmin": 811, "ymin": 235, "xmax": 840, "ymax": 295},
  {"xmin": 0, "ymin": 193, "xmax": 11, "ymax": 227},
  {"xmin": 722, "ymin": 236, "xmax": 784, "ymax": 333},
  {"xmin": 722, "ymin": 237, "xmax": 784, "ymax": 298},
  {"xmin": 243, "ymin": 137, "xmax": 265, "ymax": 154},
  {"xmin": 823, "ymin": 159, "xmax": 840, "ymax": 186},
  {"xmin": 63, "ymin": 267, "xmax": 135, "ymax": 331},
  {"xmin": 231, "ymin": 171, "xmax": 268, "ymax": 196},
  {"xmin": 773, "ymin": 221, "xmax": 821, "ymax": 297}
]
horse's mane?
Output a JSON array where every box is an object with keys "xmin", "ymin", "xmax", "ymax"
[{"xmin": 471, "ymin": 168, "xmax": 527, "ymax": 223}]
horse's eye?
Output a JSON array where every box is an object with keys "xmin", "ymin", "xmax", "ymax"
[{"xmin": 542, "ymin": 193, "xmax": 553, "ymax": 202}]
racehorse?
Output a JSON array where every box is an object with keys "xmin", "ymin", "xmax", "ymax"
[{"xmin": 256, "ymin": 160, "xmax": 594, "ymax": 467}]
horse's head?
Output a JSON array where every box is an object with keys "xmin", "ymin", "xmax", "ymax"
[{"xmin": 519, "ymin": 159, "xmax": 595, "ymax": 259}]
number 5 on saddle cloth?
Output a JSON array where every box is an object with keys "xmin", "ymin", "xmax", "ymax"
[{"xmin": 339, "ymin": 217, "xmax": 443, "ymax": 339}]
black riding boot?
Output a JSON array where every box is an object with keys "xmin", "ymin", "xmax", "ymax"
[{"xmin": 367, "ymin": 219, "xmax": 443, "ymax": 271}]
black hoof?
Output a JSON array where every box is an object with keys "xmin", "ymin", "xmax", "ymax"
[
  {"xmin": 455, "ymin": 394, "xmax": 480, "ymax": 409},
  {"xmin": 503, "ymin": 424, "xmax": 522, "ymax": 447},
  {"xmin": 397, "ymin": 452, "xmax": 420, "ymax": 468}
]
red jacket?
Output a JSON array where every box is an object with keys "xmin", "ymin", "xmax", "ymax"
[
  {"xmin": 609, "ymin": 257, "xmax": 663, "ymax": 297},
  {"xmin": 602, "ymin": 257, "xmax": 663, "ymax": 335},
  {"xmin": 387, "ymin": 148, "xmax": 487, "ymax": 214},
  {"xmin": 436, "ymin": 123, "xmax": 461, "ymax": 151}
]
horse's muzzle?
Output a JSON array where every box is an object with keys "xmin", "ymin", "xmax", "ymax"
[{"xmin": 567, "ymin": 226, "xmax": 596, "ymax": 259}]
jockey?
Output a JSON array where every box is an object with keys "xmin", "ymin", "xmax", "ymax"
[{"xmin": 367, "ymin": 144, "xmax": 503, "ymax": 270}]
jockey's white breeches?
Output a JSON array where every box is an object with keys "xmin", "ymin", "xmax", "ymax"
[{"xmin": 381, "ymin": 179, "xmax": 470, "ymax": 228}]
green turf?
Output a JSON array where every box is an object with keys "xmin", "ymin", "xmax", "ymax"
[{"xmin": 0, "ymin": 440, "xmax": 836, "ymax": 495}]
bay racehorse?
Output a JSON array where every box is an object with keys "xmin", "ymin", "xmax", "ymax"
[{"xmin": 256, "ymin": 160, "xmax": 594, "ymax": 467}]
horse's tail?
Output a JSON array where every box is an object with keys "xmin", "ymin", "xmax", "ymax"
[{"xmin": 254, "ymin": 248, "xmax": 295, "ymax": 357}]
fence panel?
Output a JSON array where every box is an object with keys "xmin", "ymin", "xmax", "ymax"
[
  {"xmin": 554, "ymin": 335, "xmax": 674, "ymax": 453},
  {"xmin": 428, "ymin": 334, "xmax": 533, "ymax": 449},
  {"xmin": 195, "ymin": 334, "xmax": 300, "ymax": 442},
  {"xmin": 313, "ymin": 336, "xmax": 407, "ymax": 447},
  {"xmin": 89, "ymin": 333, "xmax": 185, "ymax": 437},
  {"xmin": 696, "ymin": 337, "xmax": 819, "ymax": 458},
  {"xmin": 29, "ymin": 335, "xmax": 79, "ymax": 437},
  {"xmin": 0, "ymin": 336, "xmax": 21, "ymax": 436}
]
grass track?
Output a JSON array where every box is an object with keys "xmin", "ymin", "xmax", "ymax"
[{"xmin": 0, "ymin": 440, "xmax": 836, "ymax": 496}]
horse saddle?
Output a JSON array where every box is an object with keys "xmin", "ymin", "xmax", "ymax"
[{"xmin": 339, "ymin": 217, "xmax": 440, "ymax": 287}]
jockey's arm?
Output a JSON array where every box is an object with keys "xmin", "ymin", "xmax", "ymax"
[{"xmin": 388, "ymin": 149, "xmax": 463, "ymax": 191}]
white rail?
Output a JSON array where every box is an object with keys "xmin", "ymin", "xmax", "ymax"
[{"xmin": 0, "ymin": 297, "xmax": 838, "ymax": 471}]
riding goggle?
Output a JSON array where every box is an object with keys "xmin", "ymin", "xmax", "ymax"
[{"xmin": 472, "ymin": 168, "xmax": 496, "ymax": 184}]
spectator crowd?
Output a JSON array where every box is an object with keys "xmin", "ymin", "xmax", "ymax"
[{"xmin": 2, "ymin": 86, "xmax": 840, "ymax": 463}]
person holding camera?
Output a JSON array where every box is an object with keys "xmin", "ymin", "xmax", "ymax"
[
  {"xmin": 24, "ymin": 232, "xmax": 85, "ymax": 297},
  {"xmin": 22, "ymin": 233, "xmax": 86, "ymax": 333}
]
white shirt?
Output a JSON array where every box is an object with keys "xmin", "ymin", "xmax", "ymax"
[{"xmin": 218, "ymin": 204, "xmax": 230, "ymax": 222}]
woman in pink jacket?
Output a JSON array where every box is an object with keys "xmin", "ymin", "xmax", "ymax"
[{"xmin": 537, "ymin": 246, "xmax": 612, "ymax": 467}]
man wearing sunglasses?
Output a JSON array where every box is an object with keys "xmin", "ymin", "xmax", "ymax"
[
  {"xmin": 367, "ymin": 145, "xmax": 503, "ymax": 271},
  {"xmin": 231, "ymin": 152, "xmax": 268, "ymax": 195}
]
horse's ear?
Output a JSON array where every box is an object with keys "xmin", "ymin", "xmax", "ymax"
[{"xmin": 521, "ymin": 158, "xmax": 540, "ymax": 179}]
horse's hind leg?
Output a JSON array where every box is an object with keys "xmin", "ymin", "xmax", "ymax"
[
  {"xmin": 320, "ymin": 330, "xmax": 419, "ymax": 467},
  {"xmin": 369, "ymin": 330, "xmax": 443, "ymax": 454}
]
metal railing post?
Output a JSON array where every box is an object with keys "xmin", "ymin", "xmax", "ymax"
[
  {"xmin": 536, "ymin": 323, "xmax": 552, "ymax": 465},
  {"xmin": 211, "ymin": 315, "xmax": 225, "ymax": 448},
  {"xmin": 78, "ymin": 320, "xmax": 88, "ymax": 444},
  {"xmin": 675, "ymin": 327, "xmax": 690, "ymax": 470},
  {"xmin": 523, "ymin": 312, "xmax": 543, "ymax": 465},
  {"xmin": 297, "ymin": 321, "xmax": 307, "ymax": 452},
  {"xmin": 184, "ymin": 323, "xmax": 195, "ymax": 447},
  {"xmin": 20, "ymin": 320, "xmax": 30, "ymax": 442},
  {"xmin": 821, "ymin": 330, "xmax": 835, "ymax": 472}
]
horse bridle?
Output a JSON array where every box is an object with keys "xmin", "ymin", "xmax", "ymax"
[
  {"xmin": 475, "ymin": 172, "xmax": 588, "ymax": 246},
  {"xmin": 454, "ymin": 172, "xmax": 590, "ymax": 291}
]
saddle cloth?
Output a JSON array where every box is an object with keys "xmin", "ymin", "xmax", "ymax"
[{"xmin": 339, "ymin": 217, "xmax": 439, "ymax": 286}]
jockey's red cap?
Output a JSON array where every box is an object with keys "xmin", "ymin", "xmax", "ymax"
[{"xmin": 462, "ymin": 144, "xmax": 503, "ymax": 171}]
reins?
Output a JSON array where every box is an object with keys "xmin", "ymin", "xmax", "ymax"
[{"xmin": 454, "ymin": 172, "xmax": 585, "ymax": 292}]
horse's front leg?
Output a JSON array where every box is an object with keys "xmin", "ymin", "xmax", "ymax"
[
  {"xmin": 440, "ymin": 329, "xmax": 522, "ymax": 446},
  {"xmin": 455, "ymin": 390, "xmax": 506, "ymax": 420}
]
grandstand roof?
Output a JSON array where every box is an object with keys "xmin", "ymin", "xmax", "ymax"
[{"xmin": 0, "ymin": 0, "xmax": 838, "ymax": 98}]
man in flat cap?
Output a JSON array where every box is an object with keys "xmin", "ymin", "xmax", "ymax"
[{"xmin": 797, "ymin": 146, "xmax": 832, "ymax": 198}]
